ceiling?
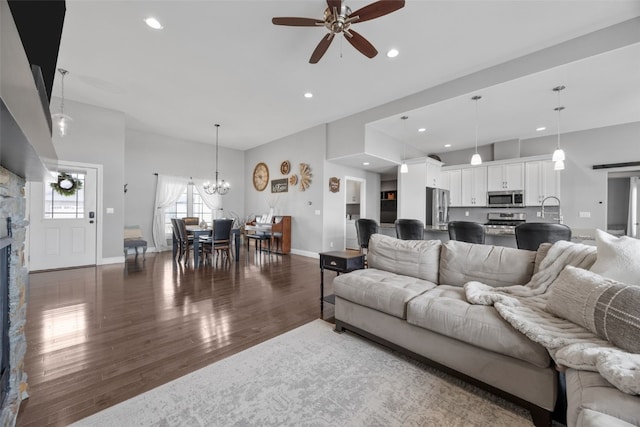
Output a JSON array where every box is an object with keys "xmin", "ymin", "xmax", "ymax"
[{"xmin": 52, "ymin": 1, "xmax": 640, "ymax": 153}]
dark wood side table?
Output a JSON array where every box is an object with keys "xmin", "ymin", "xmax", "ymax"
[{"xmin": 319, "ymin": 250, "xmax": 365, "ymax": 318}]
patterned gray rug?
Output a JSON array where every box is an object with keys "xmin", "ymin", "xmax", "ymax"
[{"xmin": 72, "ymin": 320, "xmax": 533, "ymax": 426}]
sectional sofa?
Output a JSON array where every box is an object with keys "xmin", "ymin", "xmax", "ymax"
[{"xmin": 333, "ymin": 233, "xmax": 639, "ymax": 426}]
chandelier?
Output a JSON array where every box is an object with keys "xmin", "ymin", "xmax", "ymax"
[
  {"xmin": 51, "ymin": 68, "xmax": 72, "ymax": 137},
  {"xmin": 203, "ymin": 124, "xmax": 230, "ymax": 195}
]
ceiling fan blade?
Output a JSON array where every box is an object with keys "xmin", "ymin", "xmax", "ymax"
[
  {"xmin": 348, "ymin": 0, "xmax": 405, "ymax": 23},
  {"xmin": 272, "ymin": 17, "xmax": 324, "ymax": 26},
  {"xmin": 326, "ymin": 0, "xmax": 341, "ymax": 11},
  {"xmin": 309, "ymin": 33, "xmax": 335, "ymax": 64},
  {"xmin": 344, "ymin": 29, "xmax": 378, "ymax": 58}
]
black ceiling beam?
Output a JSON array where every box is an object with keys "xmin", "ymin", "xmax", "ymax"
[
  {"xmin": 592, "ymin": 161, "xmax": 640, "ymax": 170},
  {"xmin": 8, "ymin": 0, "xmax": 66, "ymax": 101}
]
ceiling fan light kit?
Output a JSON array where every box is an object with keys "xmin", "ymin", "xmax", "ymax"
[{"xmin": 272, "ymin": 0, "xmax": 405, "ymax": 63}]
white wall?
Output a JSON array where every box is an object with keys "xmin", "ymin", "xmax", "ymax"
[
  {"xmin": 50, "ymin": 98, "xmax": 125, "ymax": 259},
  {"xmin": 244, "ymin": 125, "xmax": 326, "ymax": 255},
  {"xmin": 125, "ymin": 129, "xmax": 245, "ymax": 247},
  {"xmin": 322, "ymin": 161, "xmax": 380, "ymax": 252}
]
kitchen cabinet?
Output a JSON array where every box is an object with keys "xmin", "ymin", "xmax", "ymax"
[
  {"xmin": 487, "ymin": 163, "xmax": 524, "ymax": 191},
  {"xmin": 525, "ymin": 160, "xmax": 560, "ymax": 206},
  {"xmin": 346, "ymin": 180, "xmax": 360, "ymax": 203},
  {"xmin": 426, "ymin": 160, "xmax": 442, "ymax": 188},
  {"xmin": 441, "ymin": 169, "xmax": 462, "ymax": 207},
  {"xmin": 461, "ymin": 167, "xmax": 487, "ymax": 206}
]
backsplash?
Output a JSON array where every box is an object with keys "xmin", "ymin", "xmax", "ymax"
[{"xmin": 449, "ymin": 206, "xmax": 561, "ymax": 224}]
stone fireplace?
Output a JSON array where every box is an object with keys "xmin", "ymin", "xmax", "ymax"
[{"xmin": 0, "ymin": 167, "xmax": 29, "ymax": 425}]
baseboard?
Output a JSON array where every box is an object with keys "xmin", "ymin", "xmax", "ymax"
[
  {"xmin": 289, "ymin": 249, "xmax": 318, "ymax": 258},
  {"xmin": 100, "ymin": 256, "xmax": 125, "ymax": 265}
]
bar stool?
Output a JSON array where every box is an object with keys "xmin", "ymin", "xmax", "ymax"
[
  {"xmin": 515, "ymin": 223, "xmax": 572, "ymax": 251},
  {"xmin": 448, "ymin": 221, "xmax": 485, "ymax": 244}
]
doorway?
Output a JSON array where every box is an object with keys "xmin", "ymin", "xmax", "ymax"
[
  {"xmin": 607, "ymin": 170, "xmax": 640, "ymax": 238},
  {"xmin": 28, "ymin": 162, "xmax": 100, "ymax": 270},
  {"xmin": 344, "ymin": 177, "xmax": 366, "ymax": 250}
]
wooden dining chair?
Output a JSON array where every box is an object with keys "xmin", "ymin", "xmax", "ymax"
[
  {"xmin": 173, "ymin": 218, "xmax": 193, "ymax": 263},
  {"xmin": 182, "ymin": 217, "xmax": 200, "ymax": 226},
  {"xmin": 201, "ymin": 219, "xmax": 234, "ymax": 265}
]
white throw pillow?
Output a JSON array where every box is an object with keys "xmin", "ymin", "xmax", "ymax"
[{"xmin": 589, "ymin": 229, "xmax": 640, "ymax": 285}]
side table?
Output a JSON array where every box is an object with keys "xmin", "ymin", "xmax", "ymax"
[{"xmin": 319, "ymin": 250, "xmax": 365, "ymax": 318}]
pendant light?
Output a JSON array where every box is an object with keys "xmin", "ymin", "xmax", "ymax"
[
  {"xmin": 203, "ymin": 124, "xmax": 230, "ymax": 195},
  {"xmin": 400, "ymin": 115, "xmax": 408, "ymax": 173},
  {"xmin": 552, "ymin": 85, "xmax": 566, "ymax": 170},
  {"xmin": 51, "ymin": 68, "xmax": 72, "ymax": 137},
  {"xmin": 470, "ymin": 95, "xmax": 482, "ymax": 165}
]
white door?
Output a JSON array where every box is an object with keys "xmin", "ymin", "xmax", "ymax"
[{"xmin": 29, "ymin": 165, "xmax": 98, "ymax": 270}]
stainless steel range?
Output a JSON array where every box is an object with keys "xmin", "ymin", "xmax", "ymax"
[{"xmin": 484, "ymin": 212, "xmax": 526, "ymax": 231}]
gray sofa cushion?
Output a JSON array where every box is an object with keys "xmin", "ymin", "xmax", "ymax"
[
  {"xmin": 367, "ymin": 234, "xmax": 441, "ymax": 283},
  {"xmin": 439, "ymin": 240, "xmax": 536, "ymax": 287},
  {"xmin": 406, "ymin": 285, "xmax": 550, "ymax": 368},
  {"xmin": 334, "ymin": 268, "xmax": 437, "ymax": 319},
  {"xmin": 566, "ymin": 369, "xmax": 640, "ymax": 427}
]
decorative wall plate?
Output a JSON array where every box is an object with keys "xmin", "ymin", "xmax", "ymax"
[
  {"xmin": 299, "ymin": 163, "xmax": 312, "ymax": 191},
  {"xmin": 280, "ymin": 160, "xmax": 291, "ymax": 175},
  {"xmin": 289, "ymin": 174, "xmax": 298, "ymax": 186},
  {"xmin": 329, "ymin": 177, "xmax": 340, "ymax": 193},
  {"xmin": 253, "ymin": 162, "xmax": 269, "ymax": 191}
]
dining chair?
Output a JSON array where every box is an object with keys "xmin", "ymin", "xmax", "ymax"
[
  {"xmin": 515, "ymin": 223, "xmax": 572, "ymax": 251},
  {"xmin": 201, "ymin": 219, "xmax": 234, "ymax": 265},
  {"xmin": 174, "ymin": 218, "xmax": 193, "ymax": 263},
  {"xmin": 448, "ymin": 221, "xmax": 485, "ymax": 244},
  {"xmin": 182, "ymin": 217, "xmax": 200, "ymax": 226},
  {"xmin": 395, "ymin": 219, "xmax": 425, "ymax": 240}
]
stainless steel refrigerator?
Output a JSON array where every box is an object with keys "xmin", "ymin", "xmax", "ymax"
[{"xmin": 426, "ymin": 187, "xmax": 450, "ymax": 227}]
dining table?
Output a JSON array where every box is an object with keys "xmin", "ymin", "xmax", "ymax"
[{"xmin": 174, "ymin": 225, "xmax": 241, "ymax": 267}]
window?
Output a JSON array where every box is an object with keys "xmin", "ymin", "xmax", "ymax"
[
  {"xmin": 44, "ymin": 172, "xmax": 85, "ymax": 219},
  {"xmin": 164, "ymin": 185, "xmax": 213, "ymax": 236}
]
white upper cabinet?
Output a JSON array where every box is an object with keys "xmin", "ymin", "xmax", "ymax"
[
  {"xmin": 442, "ymin": 169, "xmax": 462, "ymax": 207},
  {"xmin": 346, "ymin": 180, "xmax": 360, "ymax": 203},
  {"xmin": 461, "ymin": 167, "xmax": 487, "ymax": 206},
  {"xmin": 487, "ymin": 163, "xmax": 524, "ymax": 191},
  {"xmin": 426, "ymin": 160, "xmax": 442, "ymax": 188},
  {"xmin": 525, "ymin": 160, "xmax": 560, "ymax": 206}
]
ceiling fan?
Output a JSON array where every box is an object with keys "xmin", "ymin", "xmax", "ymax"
[{"xmin": 272, "ymin": 0, "xmax": 405, "ymax": 64}]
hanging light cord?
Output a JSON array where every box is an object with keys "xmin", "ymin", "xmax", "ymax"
[
  {"xmin": 215, "ymin": 124, "xmax": 220, "ymax": 184},
  {"xmin": 474, "ymin": 98, "xmax": 479, "ymax": 153},
  {"xmin": 555, "ymin": 90, "xmax": 563, "ymax": 150}
]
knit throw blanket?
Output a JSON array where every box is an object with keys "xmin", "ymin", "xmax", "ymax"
[{"xmin": 464, "ymin": 240, "xmax": 640, "ymax": 395}]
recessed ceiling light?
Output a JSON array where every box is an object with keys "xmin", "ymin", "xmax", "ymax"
[
  {"xmin": 418, "ymin": 128, "xmax": 426, "ymax": 132},
  {"xmin": 536, "ymin": 127, "xmax": 546, "ymax": 131},
  {"xmin": 386, "ymin": 49, "xmax": 399, "ymax": 58},
  {"xmin": 304, "ymin": 92, "xmax": 313, "ymax": 98},
  {"xmin": 363, "ymin": 162, "xmax": 370, "ymax": 166},
  {"xmin": 144, "ymin": 17, "xmax": 163, "ymax": 30},
  {"xmin": 444, "ymin": 144, "xmax": 452, "ymax": 148}
]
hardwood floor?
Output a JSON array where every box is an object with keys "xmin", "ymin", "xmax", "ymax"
[{"xmin": 16, "ymin": 249, "xmax": 331, "ymax": 426}]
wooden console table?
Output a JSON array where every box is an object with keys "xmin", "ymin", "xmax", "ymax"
[{"xmin": 319, "ymin": 250, "xmax": 365, "ymax": 318}]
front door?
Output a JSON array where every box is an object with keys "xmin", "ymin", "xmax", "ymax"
[{"xmin": 28, "ymin": 164, "xmax": 98, "ymax": 271}]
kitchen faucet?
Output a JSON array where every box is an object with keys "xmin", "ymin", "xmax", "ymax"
[{"xmin": 541, "ymin": 196, "xmax": 563, "ymax": 224}]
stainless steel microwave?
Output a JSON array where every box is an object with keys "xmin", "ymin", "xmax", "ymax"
[{"xmin": 487, "ymin": 190, "xmax": 525, "ymax": 208}]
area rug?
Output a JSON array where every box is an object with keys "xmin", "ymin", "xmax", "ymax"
[{"xmin": 72, "ymin": 320, "xmax": 533, "ymax": 426}]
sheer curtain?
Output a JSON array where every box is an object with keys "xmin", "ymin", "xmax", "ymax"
[
  {"xmin": 152, "ymin": 174, "xmax": 188, "ymax": 250},
  {"xmin": 628, "ymin": 176, "xmax": 638, "ymax": 238},
  {"xmin": 192, "ymin": 179, "xmax": 223, "ymax": 219}
]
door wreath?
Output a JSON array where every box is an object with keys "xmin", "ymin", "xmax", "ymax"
[{"xmin": 50, "ymin": 173, "xmax": 83, "ymax": 196}]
